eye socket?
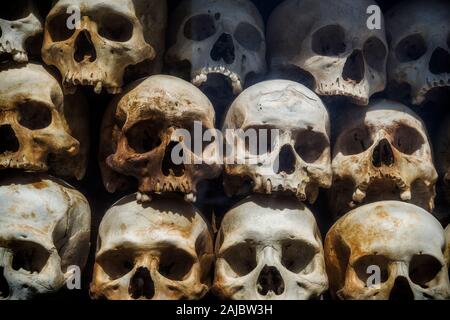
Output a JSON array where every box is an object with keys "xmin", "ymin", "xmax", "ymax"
[
  {"xmin": 409, "ymin": 254, "xmax": 442, "ymax": 288},
  {"xmin": 47, "ymin": 12, "xmax": 76, "ymax": 42},
  {"xmin": 393, "ymin": 125, "xmax": 424, "ymax": 155},
  {"xmin": 158, "ymin": 247, "xmax": 195, "ymax": 281},
  {"xmin": 244, "ymin": 126, "xmax": 276, "ymax": 156},
  {"xmin": 353, "ymin": 255, "xmax": 389, "ymax": 284},
  {"xmin": 294, "ymin": 130, "xmax": 328, "ymax": 163},
  {"xmin": 0, "ymin": 0, "xmax": 31, "ymax": 20},
  {"xmin": 339, "ymin": 127, "xmax": 373, "ymax": 156},
  {"xmin": 395, "ymin": 34, "xmax": 427, "ymax": 62},
  {"xmin": 10, "ymin": 240, "xmax": 50, "ymax": 274},
  {"xmin": 281, "ymin": 240, "xmax": 317, "ymax": 274},
  {"xmin": 184, "ymin": 14, "xmax": 216, "ymax": 41},
  {"xmin": 97, "ymin": 249, "xmax": 135, "ymax": 280},
  {"xmin": 312, "ymin": 25, "xmax": 346, "ymax": 56},
  {"xmin": 97, "ymin": 12, "xmax": 133, "ymax": 42},
  {"xmin": 364, "ymin": 37, "xmax": 387, "ymax": 71},
  {"xmin": 17, "ymin": 101, "xmax": 52, "ymax": 130},
  {"xmin": 222, "ymin": 243, "xmax": 257, "ymax": 277},
  {"xmin": 234, "ymin": 22, "xmax": 263, "ymax": 51},
  {"xmin": 126, "ymin": 120, "xmax": 163, "ymax": 154}
]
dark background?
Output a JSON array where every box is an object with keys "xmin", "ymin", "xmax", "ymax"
[{"xmin": 10, "ymin": 0, "xmax": 449, "ymax": 301}]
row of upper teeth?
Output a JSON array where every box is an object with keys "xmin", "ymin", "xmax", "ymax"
[
  {"xmin": 259, "ymin": 178, "xmax": 308, "ymax": 201},
  {"xmin": 63, "ymin": 73, "xmax": 122, "ymax": 94},
  {"xmin": 419, "ymin": 75, "xmax": 450, "ymax": 97},
  {"xmin": 0, "ymin": 44, "xmax": 28, "ymax": 63},
  {"xmin": 192, "ymin": 66, "xmax": 243, "ymax": 94}
]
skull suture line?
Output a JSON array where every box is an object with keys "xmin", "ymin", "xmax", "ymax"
[
  {"xmin": 214, "ymin": 195, "xmax": 328, "ymax": 300},
  {"xmin": 0, "ymin": 173, "xmax": 91, "ymax": 300},
  {"xmin": 90, "ymin": 194, "xmax": 214, "ymax": 300},
  {"xmin": 329, "ymin": 100, "xmax": 437, "ymax": 217},
  {"xmin": 42, "ymin": 0, "xmax": 167, "ymax": 95},
  {"xmin": 267, "ymin": 0, "xmax": 388, "ymax": 105},
  {"xmin": 0, "ymin": 63, "xmax": 89, "ymax": 180},
  {"xmin": 0, "ymin": 0, "xmax": 43, "ymax": 63},
  {"xmin": 166, "ymin": 0, "xmax": 266, "ymax": 95},
  {"xmin": 325, "ymin": 201, "xmax": 450, "ymax": 300},
  {"xmin": 100, "ymin": 75, "xmax": 222, "ymax": 202},
  {"xmin": 222, "ymin": 80, "xmax": 331, "ymax": 203},
  {"xmin": 386, "ymin": 0, "xmax": 450, "ymax": 105}
]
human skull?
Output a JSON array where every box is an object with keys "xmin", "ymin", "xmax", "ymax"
[
  {"xmin": 267, "ymin": 0, "xmax": 387, "ymax": 105},
  {"xmin": 0, "ymin": 0, "xmax": 43, "ymax": 63},
  {"xmin": 435, "ymin": 114, "xmax": 450, "ymax": 206},
  {"xmin": 330, "ymin": 99, "xmax": 437, "ymax": 217},
  {"xmin": 325, "ymin": 201, "xmax": 450, "ymax": 300},
  {"xmin": 90, "ymin": 194, "xmax": 213, "ymax": 300},
  {"xmin": 222, "ymin": 80, "xmax": 331, "ymax": 203},
  {"xmin": 214, "ymin": 195, "xmax": 328, "ymax": 300},
  {"xmin": 0, "ymin": 62, "xmax": 89, "ymax": 180},
  {"xmin": 386, "ymin": 0, "xmax": 450, "ymax": 105},
  {"xmin": 446, "ymin": 225, "xmax": 450, "ymax": 276},
  {"xmin": 100, "ymin": 75, "xmax": 222, "ymax": 202},
  {"xmin": 0, "ymin": 173, "xmax": 91, "ymax": 300},
  {"xmin": 166, "ymin": 0, "xmax": 266, "ymax": 95},
  {"xmin": 42, "ymin": 0, "xmax": 167, "ymax": 94}
]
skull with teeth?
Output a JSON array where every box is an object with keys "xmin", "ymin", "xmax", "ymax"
[
  {"xmin": 0, "ymin": 0, "xmax": 43, "ymax": 63},
  {"xmin": 90, "ymin": 194, "xmax": 214, "ymax": 300},
  {"xmin": 325, "ymin": 201, "xmax": 450, "ymax": 300},
  {"xmin": 386, "ymin": 0, "xmax": 450, "ymax": 105},
  {"xmin": 213, "ymin": 195, "xmax": 328, "ymax": 300},
  {"xmin": 42, "ymin": 0, "xmax": 167, "ymax": 95},
  {"xmin": 266, "ymin": 0, "xmax": 388, "ymax": 105},
  {"xmin": 435, "ymin": 114, "xmax": 450, "ymax": 207},
  {"xmin": 329, "ymin": 100, "xmax": 437, "ymax": 217},
  {"xmin": 0, "ymin": 173, "xmax": 91, "ymax": 300},
  {"xmin": 100, "ymin": 75, "xmax": 222, "ymax": 202},
  {"xmin": 0, "ymin": 62, "xmax": 89, "ymax": 180},
  {"xmin": 166, "ymin": 0, "xmax": 266, "ymax": 96},
  {"xmin": 222, "ymin": 80, "xmax": 331, "ymax": 203}
]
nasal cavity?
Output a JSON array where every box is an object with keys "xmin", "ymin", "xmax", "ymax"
[
  {"xmin": 129, "ymin": 267, "xmax": 155, "ymax": 300},
  {"xmin": 372, "ymin": 138, "xmax": 394, "ymax": 168},
  {"xmin": 210, "ymin": 33, "xmax": 235, "ymax": 64},
  {"xmin": 343, "ymin": 50, "xmax": 365, "ymax": 83},
  {"xmin": 429, "ymin": 47, "xmax": 450, "ymax": 75},
  {"xmin": 162, "ymin": 141, "xmax": 185, "ymax": 177},
  {"xmin": 0, "ymin": 125, "xmax": 19, "ymax": 155},
  {"xmin": 275, "ymin": 145, "xmax": 296, "ymax": 175},
  {"xmin": 0, "ymin": 267, "xmax": 9, "ymax": 299},
  {"xmin": 257, "ymin": 265, "xmax": 285, "ymax": 296},
  {"xmin": 74, "ymin": 30, "xmax": 97, "ymax": 63},
  {"xmin": 389, "ymin": 276, "xmax": 414, "ymax": 300}
]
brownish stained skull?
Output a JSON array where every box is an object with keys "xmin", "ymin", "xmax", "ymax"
[{"xmin": 100, "ymin": 75, "xmax": 222, "ymax": 202}]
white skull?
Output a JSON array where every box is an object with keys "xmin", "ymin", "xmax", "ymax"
[
  {"xmin": 100, "ymin": 75, "xmax": 222, "ymax": 202},
  {"xmin": 325, "ymin": 201, "xmax": 450, "ymax": 300},
  {"xmin": 267, "ymin": 0, "xmax": 388, "ymax": 105},
  {"xmin": 446, "ymin": 225, "xmax": 450, "ymax": 276},
  {"xmin": 0, "ymin": 173, "xmax": 91, "ymax": 300},
  {"xmin": 166, "ymin": 0, "xmax": 266, "ymax": 95},
  {"xmin": 214, "ymin": 195, "xmax": 328, "ymax": 300},
  {"xmin": 42, "ymin": 0, "xmax": 167, "ymax": 94},
  {"xmin": 0, "ymin": 62, "xmax": 89, "ymax": 180},
  {"xmin": 386, "ymin": 0, "xmax": 450, "ymax": 105},
  {"xmin": 222, "ymin": 80, "xmax": 331, "ymax": 203},
  {"xmin": 435, "ymin": 114, "xmax": 450, "ymax": 206},
  {"xmin": 90, "ymin": 194, "xmax": 214, "ymax": 300},
  {"xmin": 0, "ymin": 0, "xmax": 43, "ymax": 63},
  {"xmin": 330, "ymin": 99, "xmax": 437, "ymax": 217}
]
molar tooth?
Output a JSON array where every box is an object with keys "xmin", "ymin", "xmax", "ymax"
[
  {"xmin": 296, "ymin": 184, "xmax": 306, "ymax": 201},
  {"xmin": 400, "ymin": 189, "xmax": 411, "ymax": 201},
  {"xmin": 352, "ymin": 187, "xmax": 366, "ymax": 203},
  {"xmin": 94, "ymin": 81, "xmax": 102, "ymax": 94},
  {"xmin": 185, "ymin": 193, "xmax": 196, "ymax": 203}
]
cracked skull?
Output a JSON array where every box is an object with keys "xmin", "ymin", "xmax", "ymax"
[
  {"xmin": 329, "ymin": 99, "xmax": 437, "ymax": 217},
  {"xmin": 325, "ymin": 201, "xmax": 450, "ymax": 300},
  {"xmin": 0, "ymin": 173, "xmax": 91, "ymax": 300},
  {"xmin": 166, "ymin": 0, "xmax": 266, "ymax": 96},
  {"xmin": 0, "ymin": 62, "xmax": 89, "ymax": 180},
  {"xmin": 100, "ymin": 75, "xmax": 222, "ymax": 202},
  {"xmin": 222, "ymin": 80, "xmax": 331, "ymax": 203},
  {"xmin": 267, "ymin": 0, "xmax": 387, "ymax": 105},
  {"xmin": 213, "ymin": 195, "xmax": 328, "ymax": 300},
  {"xmin": 42, "ymin": 0, "xmax": 167, "ymax": 94},
  {"xmin": 90, "ymin": 194, "xmax": 214, "ymax": 300},
  {"xmin": 0, "ymin": 0, "xmax": 43, "ymax": 63},
  {"xmin": 386, "ymin": 0, "xmax": 450, "ymax": 105}
]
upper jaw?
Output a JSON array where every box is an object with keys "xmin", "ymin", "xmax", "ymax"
[{"xmin": 192, "ymin": 65, "xmax": 243, "ymax": 95}]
